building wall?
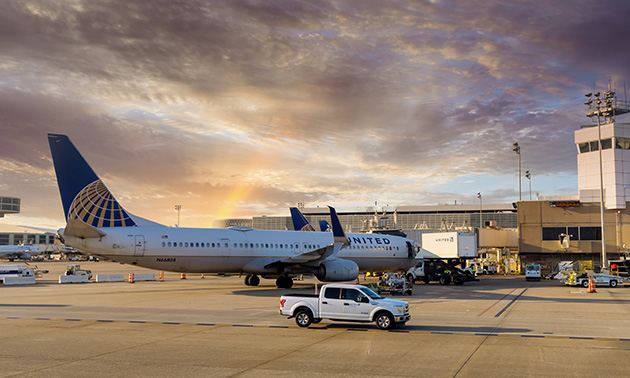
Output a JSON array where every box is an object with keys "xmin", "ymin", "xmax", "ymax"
[{"xmin": 518, "ymin": 200, "xmax": 630, "ymax": 258}]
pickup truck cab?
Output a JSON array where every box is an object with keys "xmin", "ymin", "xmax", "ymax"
[{"xmin": 279, "ymin": 284, "xmax": 410, "ymax": 330}]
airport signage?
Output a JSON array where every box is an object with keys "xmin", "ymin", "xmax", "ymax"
[{"xmin": 550, "ymin": 201, "xmax": 580, "ymax": 207}]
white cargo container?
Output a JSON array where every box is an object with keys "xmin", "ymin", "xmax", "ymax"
[{"xmin": 417, "ymin": 232, "xmax": 477, "ymax": 259}]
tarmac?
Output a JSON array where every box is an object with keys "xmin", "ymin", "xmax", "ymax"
[{"xmin": 2, "ymin": 261, "xmax": 630, "ymax": 377}]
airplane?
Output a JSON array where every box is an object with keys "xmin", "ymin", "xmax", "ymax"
[
  {"xmin": 48, "ymin": 134, "xmax": 369, "ymax": 289},
  {"xmin": 289, "ymin": 207, "xmax": 418, "ymax": 273},
  {"xmin": 0, "ymin": 244, "xmax": 41, "ymax": 261}
]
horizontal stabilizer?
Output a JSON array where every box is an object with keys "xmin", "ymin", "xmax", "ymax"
[{"xmin": 64, "ymin": 218, "xmax": 107, "ymax": 239}]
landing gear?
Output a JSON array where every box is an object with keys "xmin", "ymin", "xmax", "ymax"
[
  {"xmin": 244, "ymin": 274, "xmax": 260, "ymax": 286},
  {"xmin": 276, "ymin": 276, "xmax": 293, "ymax": 289}
]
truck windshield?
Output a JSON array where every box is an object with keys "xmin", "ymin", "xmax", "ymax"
[{"xmin": 360, "ymin": 287, "xmax": 382, "ymax": 300}]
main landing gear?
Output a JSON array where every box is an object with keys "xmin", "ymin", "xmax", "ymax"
[
  {"xmin": 244, "ymin": 274, "xmax": 260, "ymax": 286},
  {"xmin": 276, "ymin": 276, "xmax": 293, "ymax": 289}
]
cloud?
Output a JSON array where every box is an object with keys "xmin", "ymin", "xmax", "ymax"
[{"xmin": 1, "ymin": 0, "xmax": 628, "ymax": 228}]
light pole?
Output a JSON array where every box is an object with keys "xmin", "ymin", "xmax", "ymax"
[
  {"xmin": 585, "ymin": 90, "xmax": 614, "ymax": 270},
  {"xmin": 513, "ymin": 142, "xmax": 521, "ymax": 201},
  {"xmin": 477, "ymin": 192, "xmax": 482, "ymax": 229},
  {"xmin": 174, "ymin": 204, "xmax": 181, "ymax": 227},
  {"xmin": 525, "ymin": 170, "xmax": 531, "ymax": 200}
]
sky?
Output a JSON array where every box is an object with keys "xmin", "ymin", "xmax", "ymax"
[{"xmin": 2, "ymin": 0, "xmax": 630, "ymax": 231}]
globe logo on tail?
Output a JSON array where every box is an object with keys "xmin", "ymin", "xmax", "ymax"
[{"xmin": 68, "ymin": 180, "xmax": 136, "ymax": 227}]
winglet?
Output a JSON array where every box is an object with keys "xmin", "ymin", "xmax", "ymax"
[
  {"xmin": 328, "ymin": 206, "xmax": 349, "ymax": 245},
  {"xmin": 289, "ymin": 207, "xmax": 315, "ymax": 231}
]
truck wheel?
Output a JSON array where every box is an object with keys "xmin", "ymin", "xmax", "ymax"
[
  {"xmin": 610, "ymin": 280, "xmax": 618, "ymax": 288},
  {"xmin": 375, "ymin": 312, "xmax": 394, "ymax": 330},
  {"xmin": 581, "ymin": 280, "xmax": 589, "ymax": 288},
  {"xmin": 295, "ymin": 310, "xmax": 312, "ymax": 327},
  {"xmin": 439, "ymin": 276, "xmax": 450, "ymax": 285},
  {"xmin": 406, "ymin": 274, "xmax": 415, "ymax": 283}
]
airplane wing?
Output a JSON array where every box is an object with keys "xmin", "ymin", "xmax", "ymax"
[{"xmin": 265, "ymin": 242, "xmax": 343, "ymax": 268}]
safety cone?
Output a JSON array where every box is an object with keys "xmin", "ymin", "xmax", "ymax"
[
  {"xmin": 160, "ymin": 271, "xmax": 164, "ymax": 282},
  {"xmin": 181, "ymin": 273, "xmax": 186, "ymax": 280},
  {"xmin": 128, "ymin": 272, "xmax": 135, "ymax": 283},
  {"xmin": 201, "ymin": 273, "xmax": 205, "ymax": 279},
  {"xmin": 588, "ymin": 278, "xmax": 597, "ymax": 293}
]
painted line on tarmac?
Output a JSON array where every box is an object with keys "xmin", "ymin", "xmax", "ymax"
[
  {"xmin": 494, "ymin": 288, "xmax": 527, "ymax": 317},
  {"xmin": 477, "ymin": 288, "xmax": 517, "ymax": 316},
  {"xmin": 3, "ymin": 316, "xmax": 630, "ymax": 342}
]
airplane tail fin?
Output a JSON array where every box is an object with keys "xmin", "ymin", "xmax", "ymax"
[
  {"xmin": 48, "ymin": 134, "xmax": 137, "ymax": 228},
  {"xmin": 318, "ymin": 220, "xmax": 330, "ymax": 232},
  {"xmin": 289, "ymin": 207, "xmax": 315, "ymax": 231},
  {"xmin": 328, "ymin": 206, "xmax": 349, "ymax": 245}
]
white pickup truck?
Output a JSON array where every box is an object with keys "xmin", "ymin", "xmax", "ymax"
[{"xmin": 279, "ymin": 284, "xmax": 410, "ymax": 330}]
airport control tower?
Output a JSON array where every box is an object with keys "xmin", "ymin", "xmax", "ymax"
[{"xmin": 575, "ymin": 86, "xmax": 630, "ymax": 209}]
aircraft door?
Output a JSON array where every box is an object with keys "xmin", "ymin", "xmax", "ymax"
[{"xmin": 134, "ymin": 235, "xmax": 145, "ymax": 257}]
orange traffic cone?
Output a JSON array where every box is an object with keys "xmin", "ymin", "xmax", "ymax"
[
  {"xmin": 588, "ymin": 278, "xmax": 596, "ymax": 293},
  {"xmin": 201, "ymin": 273, "xmax": 205, "ymax": 279},
  {"xmin": 160, "ymin": 271, "xmax": 164, "ymax": 282},
  {"xmin": 129, "ymin": 272, "xmax": 135, "ymax": 283},
  {"xmin": 181, "ymin": 273, "xmax": 186, "ymax": 280}
]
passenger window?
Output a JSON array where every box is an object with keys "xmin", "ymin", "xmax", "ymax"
[
  {"xmin": 324, "ymin": 287, "xmax": 341, "ymax": 299},
  {"xmin": 196, "ymin": 243, "xmax": 200, "ymax": 247},
  {"xmin": 201, "ymin": 243, "xmax": 204, "ymax": 247},
  {"xmin": 179, "ymin": 242, "xmax": 183, "ymax": 247},
  {"xmin": 162, "ymin": 242, "xmax": 165, "ymax": 247},
  {"xmin": 185, "ymin": 242, "xmax": 189, "ymax": 247},
  {"xmin": 168, "ymin": 242, "xmax": 171, "ymax": 247}
]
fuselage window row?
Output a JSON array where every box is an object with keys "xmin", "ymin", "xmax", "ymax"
[{"xmin": 161, "ymin": 241, "xmax": 323, "ymax": 250}]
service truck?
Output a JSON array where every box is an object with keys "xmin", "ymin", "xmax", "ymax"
[
  {"xmin": 406, "ymin": 232, "xmax": 478, "ymax": 285},
  {"xmin": 565, "ymin": 271, "xmax": 625, "ymax": 288},
  {"xmin": 279, "ymin": 284, "xmax": 410, "ymax": 330}
]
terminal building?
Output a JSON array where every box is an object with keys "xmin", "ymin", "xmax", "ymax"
[
  {"xmin": 518, "ymin": 89, "xmax": 630, "ymax": 272},
  {"xmin": 0, "ymin": 196, "xmax": 56, "ymax": 249},
  {"xmin": 217, "ymin": 203, "xmax": 517, "ymax": 234}
]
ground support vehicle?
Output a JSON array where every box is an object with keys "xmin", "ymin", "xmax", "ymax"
[
  {"xmin": 0, "ymin": 264, "xmax": 39, "ymax": 285},
  {"xmin": 407, "ymin": 259, "xmax": 476, "ymax": 285},
  {"xmin": 377, "ymin": 272, "xmax": 412, "ymax": 295},
  {"xmin": 279, "ymin": 284, "xmax": 410, "ymax": 330},
  {"xmin": 408, "ymin": 232, "xmax": 478, "ymax": 285},
  {"xmin": 64, "ymin": 264, "xmax": 92, "ymax": 279},
  {"xmin": 565, "ymin": 272, "xmax": 625, "ymax": 288},
  {"xmin": 525, "ymin": 264, "xmax": 541, "ymax": 281}
]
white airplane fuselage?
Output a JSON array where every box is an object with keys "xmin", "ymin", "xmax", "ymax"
[
  {"xmin": 63, "ymin": 226, "xmax": 413, "ymax": 274},
  {"xmin": 0, "ymin": 245, "xmax": 41, "ymax": 260}
]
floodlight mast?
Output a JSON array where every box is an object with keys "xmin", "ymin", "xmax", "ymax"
[{"xmin": 583, "ymin": 80, "xmax": 630, "ymax": 270}]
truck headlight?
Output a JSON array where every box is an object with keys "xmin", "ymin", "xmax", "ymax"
[{"xmin": 394, "ymin": 306, "xmax": 405, "ymax": 314}]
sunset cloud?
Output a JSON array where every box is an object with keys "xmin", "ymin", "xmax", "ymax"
[{"xmin": 1, "ymin": 0, "xmax": 629, "ymax": 229}]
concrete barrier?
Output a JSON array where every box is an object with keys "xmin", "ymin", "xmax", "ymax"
[
  {"xmin": 134, "ymin": 274, "xmax": 156, "ymax": 282},
  {"xmin": 3, "ymin": 276, "xmax": 37, "ymax": 285},
  {"xmin": 96, "ymin": 274, "xmax": 125, "ymax": 282},
  {"xmin": 59, "ymin": 275, "xmax": 89, "ymax": 284}
]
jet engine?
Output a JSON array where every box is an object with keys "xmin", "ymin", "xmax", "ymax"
[{"xmin": 316, "ymin": 259, "xmax": 359, "ymax": 282}]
